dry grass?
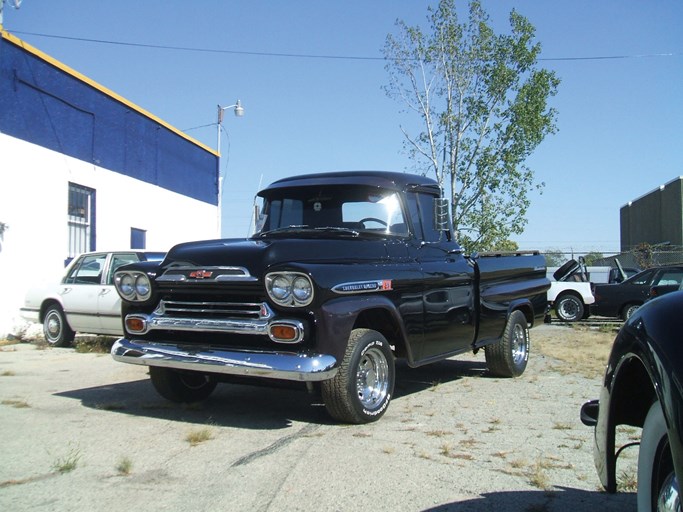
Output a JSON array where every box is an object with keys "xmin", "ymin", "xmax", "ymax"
[
  {"xmin": 185, "ymin": 428, "xmax": 213, "ymax": 446},
  {"xmin": 536, "ymin": 325, "xmax": 618, "ymax": 378}
]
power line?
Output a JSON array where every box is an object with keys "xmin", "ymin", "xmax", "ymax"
[{"xmin": 9, "ymin": 30, "xmax": 682, "ymax": 62}]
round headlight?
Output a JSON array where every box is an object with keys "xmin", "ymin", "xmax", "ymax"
[
  {"xmin": 292, "ymin": 276, "xmax": 312, "ymax": 303},
  {"xmin": 266, "ymin": 271, "xmax": 314, "ymax": 307},
  {"xmin": 270, "ymin": 275, "xmax": 292, "ymax": 301},
  {"xmin": 119, "ymin": 274, "xmax": 136, "ymax": 299},
  {"xmin": 135, "ymin": 274, "xmax": 151, "ymax": 299}
]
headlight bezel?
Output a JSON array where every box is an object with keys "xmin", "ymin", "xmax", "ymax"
[
  {"xmin": 265, "ymin": 271, "xmax": 314, "ymax": 307},
  {"xmin": 115, "ymin": 271, "xmax": 153, "ymax": 302}
]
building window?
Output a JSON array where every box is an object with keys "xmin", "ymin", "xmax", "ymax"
[
  {"xmin": 131, "ymin": 228, "xmax": 146, "ymax": 249},
  {"xmin": 68, "ymin": 183, "xmax": 95, "ymax": 259}
]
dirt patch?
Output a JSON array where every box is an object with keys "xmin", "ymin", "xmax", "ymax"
[{"xmin": 0, "ymin": 324, "xmax": 636, "ymax": 511}]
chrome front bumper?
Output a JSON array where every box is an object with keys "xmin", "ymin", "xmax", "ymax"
[{"xmin": 111, "ymin": 338, "xmax": 338, "ymax": 382}]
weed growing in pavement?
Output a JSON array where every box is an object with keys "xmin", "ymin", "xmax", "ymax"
[
  {"xmin": 618, "ymin": 469, "xmax": 638, "ymax": 492},
  {"xmin": 51, "ymin": 445, "xmax": 81, "ymax": 474},
  {"xmin": 529, "ymin": 459, "xmax": 551, "ymax": 490},
  {"xmin": 185, "ymin": 427, "xmax": 213, "ymax": 446},
  {"xmin": 1, "ymin": 370, "xmax": 16, "ymax": 376},
  {"xmin": 116, "ymin": 457, "xmax": 133, "ymax": 476},
  {"xmin": 94, "ymin": 402, "xmax": 126, "ymax": 411},
  {"xmin": 74, "ymin": 336, "xmax": 117, "ymax": 354},
  {"xmin": 426, "ymin": 430, "xmax": 452, "ymax": 438},
  {"xmin": 381, "ymin": 446, "xmax": 395, "ymax": 455},
  {"xmin": 552, "ymin": 422, "xmax": 572, "ymax": 430},
  {"xmin": 2, "ymin": 399, "xmax": 29, "ymax": 408}
]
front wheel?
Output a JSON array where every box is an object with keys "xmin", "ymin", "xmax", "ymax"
[
  {"xmin": 485, "ymin": 310, "xmax": 530, "ymax": 378},
  {"xmin": 43, "ymin": 305, "xmax": 75, "ymax": 347},
  {"xmin": 637, "ymin": 400, "xmax": 679, "ymax": 511},
  {"xmin": 554, "ymin": 294, "xmax": 584, "ymax": 322},
  {"xmin": 322, "ymin": 329, "xmax": 395, "ymax": 424},
  {"xmin": 149, "ymin": 367, "xmax": 217, "ymax": 403}
]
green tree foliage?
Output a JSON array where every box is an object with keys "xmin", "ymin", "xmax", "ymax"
[
  {"xmin": 542, "ymin": 249, "xmax": 566, "ymax": 267},
  {"xmin": 488, "ymin": 239, "xmax": 519, "ymax": 252},
  {"xmin": 582, "ymin": 251, "xmax": 605, "ymax": 266},
  {"xmin": 383, "ymin": 0, "xmax": 559, "ymax": 252}
]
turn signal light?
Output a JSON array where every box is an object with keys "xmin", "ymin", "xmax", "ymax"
[
  {"xmin": 125, "ymin": 316, "xmax": 146, "ymax": 333},
  {"xmin": 271, "ymin": 325, "xmax": 297, "ymax": 341}
]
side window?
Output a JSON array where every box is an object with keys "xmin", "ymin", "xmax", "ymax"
[
  {"xmin": 655, "ymin": 270, "xmax": 683, "ymax": 286},
  {"xmin": 65, "ymin": 254, "xmax": 107, "ymax": 285},
  {"xmin": 107, "ymin": 253, "xmax": 141, "ymax": 285},
  {"xmin": 68, "ymin": 183, "xmax": 95, "ymax": 259},
  {"xmin": 417, "ymin": 193, "xmax": 441, "ymax": 243},
  {"xmin": 631, "ymin": 270, "xmax": 654, "ymax": 286},
  {"xmin": 406, "ymin": 193, "xmax": 423, "ymax": 240},
  {"xmin": 131, "ymin": 228, "xmax": 146, "ymax": 250}
]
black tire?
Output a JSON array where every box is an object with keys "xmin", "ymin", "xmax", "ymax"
[
  {"xmin": 485, "ymin": 310, "xmax": 529, "ymax": 378},
  {"xmin": 554, "ymin": 294, "xmax": 584, "ymax": 322},
  {"xmin": 42, "ymin": 305, "xmax": 75, "ymax": 347},
  {"xmin": 321, "ymin": 328, "xmax": 395, "ymax": 424},
  {"xmin": 621, "ymin": 303, "xmax": 640, "ymax": 321},
  {"xmin": 637, "ymin": 400, "xmax": 678, "ymax": 511},
  {"xmin": 149, "ymin": 367, "xmax": 217, "ymax": 403}
]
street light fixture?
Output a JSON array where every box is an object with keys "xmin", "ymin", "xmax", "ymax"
[{"xmin": 216, "ymin": 100, "xmax": 244, "ymax": 236}]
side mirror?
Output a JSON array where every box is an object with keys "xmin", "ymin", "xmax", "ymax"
[{"xmin": 434, "ymin": 197, "xmax": 450, "ymax": 231}]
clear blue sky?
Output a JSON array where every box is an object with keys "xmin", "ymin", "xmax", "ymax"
[{"xmin": 2, "ymin": 0, "xmax": 681, "ymax": 255}]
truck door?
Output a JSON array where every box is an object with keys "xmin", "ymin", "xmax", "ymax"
[{"xmin": 408, "ymin": 192, "xmax": 476, "ymax": 362}]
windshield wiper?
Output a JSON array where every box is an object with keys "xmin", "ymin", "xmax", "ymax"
[
  {"xmin": 257, "ymin": 225, "xmax": 310, "ymax": 237},
  {"xmin": 314, "ymin": 227, "xmax": 359, "ymax": 237},
  {"xmin": 258, "ymin": 225, "xmax": 361, "ymax": 238}
]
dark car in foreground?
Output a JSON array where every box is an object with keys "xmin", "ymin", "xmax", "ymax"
[
  {"xmin": 581, "ymin": 291, "xmax": 683, "ymax": 511},
  {"xmin": 591, "ymin": 266, "xmax": 683, "ymax": 320}
]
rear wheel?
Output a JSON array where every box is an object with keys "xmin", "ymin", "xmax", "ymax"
[
  {"xmin": 149, "ymin": 367, "xmax": 217, "ymax": 403},
  {"xmin": 322, "ymin": 329, "xmax": 395, "ymax": 424},
  {"xmin": 485, "ymin": 310, "xmax": 529, "ymax": 378},
  {"xmin": 554, "ymin": 294, "xmax": 585, "ymax": 322},
  {"xmin": 621, "ymin": 303, "xmax": 640, "ymax": 321},
  {"xmin": 637, "ymin": 400, "xmax": 679, "ymax": 511},
  {"xmin": 42, "ymin": 305, "xmax": 75, "ymax": 347}
]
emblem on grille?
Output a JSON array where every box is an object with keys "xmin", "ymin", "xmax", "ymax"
[{"xmin": 189, "ymin": 270, "xmax": 214, "ymax": 279}]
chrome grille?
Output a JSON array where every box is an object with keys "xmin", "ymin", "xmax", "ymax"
[{"xmin": 157, "ymin": 300, "xmax": 269, "ymax": 320}]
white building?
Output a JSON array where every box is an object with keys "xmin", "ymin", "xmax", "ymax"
[{"xmin": 0, "ymin": 28, "xmax": 220, "ymax": 337}]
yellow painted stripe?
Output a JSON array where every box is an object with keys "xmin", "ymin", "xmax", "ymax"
[{"xmin": 1, "ymin": 28, "xmax": 218, "ymax": 156}]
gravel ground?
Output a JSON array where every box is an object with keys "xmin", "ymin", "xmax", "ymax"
[{"xmin": 0, "ymin": 324, "xmax": 637, "ymax": 512}]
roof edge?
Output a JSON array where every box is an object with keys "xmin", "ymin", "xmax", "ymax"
[{"xmin": 1, "ymin": 28, "xmax": 218, "ymax": 156}]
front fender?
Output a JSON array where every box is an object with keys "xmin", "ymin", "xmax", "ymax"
[{"xmin": 315, "ymin": 295, "xmax": 412, "ymax": 363}]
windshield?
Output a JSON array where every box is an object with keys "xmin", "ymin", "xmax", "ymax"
[{"xmin": 255, "ymin": 185, "xmax": 409, "ymax": 237}]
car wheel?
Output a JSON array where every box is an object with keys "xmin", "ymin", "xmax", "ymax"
[
  {"xmin": 622, "ymin": 303, "xmax": 640, "ymax": 321},
  {"xmin": 42, "ymin": 305, "xmax": 75, "ymax": 347},
  {"xmin": 637, "ymin": 400, "xmax": 680, "ymax": 511},
  {"xmin": 321, "ymin": 328, "xmax": 395, "ymax": 424},
  {"xmin": 485, "ymin": 310, "xmax": 529, "ymax": 378},
  {"xmin": 554, "ymin": 294, "xmax": 584, "ymax": 322},
  {"xmin": 149, "ymin": 367, "xmax": 217, "ymax": 403}
]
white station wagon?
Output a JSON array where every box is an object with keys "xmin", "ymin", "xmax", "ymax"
[{"xmin": 21, "ymin": 251, "xmax": 165, "ymax": 346}]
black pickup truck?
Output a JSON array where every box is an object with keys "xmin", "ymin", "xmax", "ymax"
[{"xmin": 111, "ymin": 171, "xmax": 549, "ymax": 423}]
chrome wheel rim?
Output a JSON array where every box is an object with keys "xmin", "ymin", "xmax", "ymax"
[
  {"xmin": 559, "ymin": 300, "xmax": 578, "ymax": 320},
  {"xmin": 511, "ymin": 324, "xmax": 528, "ymax": 366},
  {"xmin": 356, "ymin": 347, "xmax": 389, "ymax": 409},
  {"xmin": 45, "ymin": 312, "xmax": 61, "ymax": 342},
  {"xmin": 657, "ymin": 472, "xmax": 680, "ymax": 512}
]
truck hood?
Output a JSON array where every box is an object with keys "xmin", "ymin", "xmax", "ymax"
[{"xmin": 161, "ymin": 237, "xmax": 399, "ymax": 276}]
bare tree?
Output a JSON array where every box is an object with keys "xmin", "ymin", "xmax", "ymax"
[{"xmin": 383, "ymin": 0, "xmax": 559, "ymax": 252}]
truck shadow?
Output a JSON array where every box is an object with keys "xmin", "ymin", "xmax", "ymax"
[
  {"xmin": 421, "ymin": 486, "xmax": 635, "ymax": 511},
  {"xmin": 54, "ymin": 358, "xmax": 490, "ymax": 429}
]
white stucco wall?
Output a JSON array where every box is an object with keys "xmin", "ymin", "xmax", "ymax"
[{"xmin": 0, "ymin": 133, "xmax": 219, "ymax": 337}]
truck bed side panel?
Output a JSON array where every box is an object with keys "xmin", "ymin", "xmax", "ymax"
[{"xmin": 475, "ymin": 253, "xmax": 549, "ymax": 342}]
